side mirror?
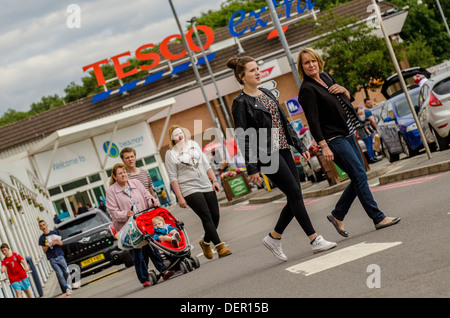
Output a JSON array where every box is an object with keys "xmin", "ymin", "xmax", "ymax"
[{"xmin": 383, "ymin": 116, "xmax": 393, "ymax": 122}]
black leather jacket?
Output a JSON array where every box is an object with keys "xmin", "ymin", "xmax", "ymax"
[{"xmin": 232, "ymin": 88, "xmax": 308, "ymax": 175}]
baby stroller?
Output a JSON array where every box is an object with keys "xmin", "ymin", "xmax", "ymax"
[{"xmin": 134, "ymin": 206, "xmax": 200, "ymax": 282}]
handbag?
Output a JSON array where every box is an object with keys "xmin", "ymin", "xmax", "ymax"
[{"xmin": 116, "ymin": 217, "xmax": 147, "ymax": 250}]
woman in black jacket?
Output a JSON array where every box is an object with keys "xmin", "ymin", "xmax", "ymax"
[
  {"xmin": 227, "ymin": 56, "xmax": 336, "ymax": 260},
  {"xmin": 297, "ymin": 48, "xmax": 400, "ymax": 237}
]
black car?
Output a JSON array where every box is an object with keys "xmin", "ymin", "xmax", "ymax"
[{"xmin": 55, "ymin": 209, "xmax": 133, "ymax": 276}]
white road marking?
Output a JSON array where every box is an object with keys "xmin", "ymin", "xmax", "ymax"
[{"xmin": 286, "ymin": 241, "xmax": 402, "ymax": 276}]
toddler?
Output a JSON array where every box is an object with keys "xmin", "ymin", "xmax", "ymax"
[{"xmin": 152, "ymin": 216, "xmax": 181, "ymax": 248}]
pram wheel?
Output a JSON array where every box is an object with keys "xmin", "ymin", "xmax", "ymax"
[
  {"xmin": 189, "ymin": 255, "xmax": 200, "ymax": 269},
  {"xmin": 180, "ymin": 260, "xmax": 189, "ymax": 274},
  {"xmin": 149, "ymin": 270, "xmax": 158, "ymax": 285}
]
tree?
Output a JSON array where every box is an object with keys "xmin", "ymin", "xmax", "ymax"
[
  {"xmin": 310, "ymin": 11, "xmax": 398, "ymax": 94},
  {"xmin": 390, "ymin": 0, "xmax": 450, "ymax": 63},
  {"xmin": 404, "ymin": 36, "xmax": 437, "ymax": 68},
  {"xmin": 0, "ymin": 109, "xmax": 29, "ymax": 127}
]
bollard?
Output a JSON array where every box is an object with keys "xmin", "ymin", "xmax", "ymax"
[{"xmin": 26, "ymin": 257, "xmax": 43, "ymax": 297}]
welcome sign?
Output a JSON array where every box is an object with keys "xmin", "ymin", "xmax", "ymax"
[{"xmin": 34, "ymin": 139, "xmax": 101, "ymax": 188}]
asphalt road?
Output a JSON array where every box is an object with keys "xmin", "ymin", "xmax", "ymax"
[{"xmin": 64, "ymin": 169, "xmax": 450, "ymax": 301}]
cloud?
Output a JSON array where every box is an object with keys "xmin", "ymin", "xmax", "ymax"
[{"xmin": 0, "ymin": 0, "xmax": 226, "ymax": 116}]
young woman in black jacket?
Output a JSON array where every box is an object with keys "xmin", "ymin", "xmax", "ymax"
[
  {"xmin": 227, "ymin": 56, "xmax": 336, "ymax": 260},
  {"xmin": 297, "ymin": 48, "xmax": 400, "ymax": 237}
]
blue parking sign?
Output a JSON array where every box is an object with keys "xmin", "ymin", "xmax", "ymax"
[{"xmin": 285, "ymin": 97, "xmax": 303, "ymax": 115}]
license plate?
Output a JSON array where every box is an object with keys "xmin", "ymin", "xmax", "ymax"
[{"xmin": 81, "ymin": 254, "xmax": 105, "ymax": 267}]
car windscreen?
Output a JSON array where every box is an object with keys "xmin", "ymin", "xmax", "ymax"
[
  {"xmin": 394, "ymin": 91, "xmax": 420, "ymax": 118},
  {"xmin": 58, "ymin": 213, "xmax": 108, "ymax": 239},
  {"xmin": 433, "ymin": 77, "xmax": 450, "ymax": 95}
]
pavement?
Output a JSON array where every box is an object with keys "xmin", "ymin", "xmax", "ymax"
[{"xmin": 40, "ymin": 148, "xmax": 450, "ymax": 298}]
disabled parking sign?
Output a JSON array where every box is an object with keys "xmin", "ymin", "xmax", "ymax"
[{"xmin": 285, "ymin": 97, "xmax": 303, "ymax": 115}]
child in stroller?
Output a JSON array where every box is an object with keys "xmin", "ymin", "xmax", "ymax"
[
  {"xmin": 134, "ymin": 207, "xmax": 200, "ymax": 280},
  {"xmin": 152, "ymin": 216, "xmax": 182, "ymax": 248}
]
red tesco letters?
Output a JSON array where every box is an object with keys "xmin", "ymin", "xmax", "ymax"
[{"xmin": 82, "ymin": 25, "xmax": 215, "ymax": 87}]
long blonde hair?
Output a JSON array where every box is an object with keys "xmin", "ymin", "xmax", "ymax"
[
  {"xmin": 296, "ymin": 47, "xmax": 324, "ymax": 81},
  {"xmin": 168, "ymin": 125, "xmax": 191, "ymax": 149},
  {"xmin": 109, "ymin": 163, "xmax": 126, "ymax": 186}
]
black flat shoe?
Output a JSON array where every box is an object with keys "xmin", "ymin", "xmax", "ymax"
[
  {"xmin": 375, "ymin": 217, "xmax": 401, "ymax": 230},
  {"xmin": 327, "ymin": 215, "xmax": 349, "ymax": 237}
]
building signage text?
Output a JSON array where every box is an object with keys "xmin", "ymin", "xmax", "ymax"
[{"xmin": 228, "ymin": 0, "xmax": 316, "ymax": 37}]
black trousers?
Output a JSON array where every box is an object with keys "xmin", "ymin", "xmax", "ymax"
[
  {"xmin": 263, "ymin": 149, "xmax": 316, "ymax": 236},
  {"xmin": 185, "ymin": 191, "xmax": 221, "ymax": 245}
]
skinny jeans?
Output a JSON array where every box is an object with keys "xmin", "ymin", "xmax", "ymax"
[
  {"xmin": 262, "ymin": 149, "xmax": 316, "ymax": 236},
  {"xmin": 328, "ymin": 135, "xmax": 385, "ymax": 224},
  {"xmin": 185, "ymin": 191, "xmax": 221, "ymax": 245}
]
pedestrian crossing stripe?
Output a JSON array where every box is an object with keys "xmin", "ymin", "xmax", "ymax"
[{"xmin": 286, "ymin": 242, "xmax": 402, "ymax": 276}]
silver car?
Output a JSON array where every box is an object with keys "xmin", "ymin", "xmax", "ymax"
[{"xmin": 417, "ymin": 71, "xmax": 450, "ymax": 151}]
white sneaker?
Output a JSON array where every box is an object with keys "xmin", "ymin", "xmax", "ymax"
[
  {"xmin": 262, "ymin": 235, "xmax": 288, "ymax": 261},
  {"xmin": 311, "ymin": 235, "xmax": 337, "ymax": 254}
]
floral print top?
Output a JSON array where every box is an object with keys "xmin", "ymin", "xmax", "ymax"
[{"xmin": 256, "ymin": 93, "xmax": 289, "ymax": 151}]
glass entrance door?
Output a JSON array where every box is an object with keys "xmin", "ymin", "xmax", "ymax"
[
  {"xmin": 148, "ymin": 167, "xmax": 171, "ymax": 207},
  {"xmin": 68, "ymin": 190, "xmax": 90, "ymax": 216}
]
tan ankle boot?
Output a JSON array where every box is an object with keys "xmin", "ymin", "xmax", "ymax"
[
  {"xmin": 199, "ymin": 237, "xmax": 213, "ymax": 259},
  {"xmin": 215, "ymin": 242, "xmax": 232, "ymax": 258}
]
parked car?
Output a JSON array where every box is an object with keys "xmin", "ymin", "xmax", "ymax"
[
  {"xmin": 378, "ymin": 87, "xmax": 423, "ymax": 162},
  {"xmin": 55, "ymin": 209, "xmax": 133, "ymax": 276},
  {"xmin": 381, "ymin": 67, "xmax": 431, "ymax": 100},
  {"xmin": 417, "ymin": 71, "xmax": 450, "ymax": 151}
]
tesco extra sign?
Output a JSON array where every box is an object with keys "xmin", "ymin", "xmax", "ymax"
[
  {"xmin": 82, "ymin": 25, "xmax": 215, "ymax": 102},
  {"xmin": 228, "ymin": 0, "xmax": 315, "ymax": 37}
]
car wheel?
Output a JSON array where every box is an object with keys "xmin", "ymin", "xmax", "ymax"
[
  {"xmin": 399, "ymin": 134, "xmax": 413, "ymax": 158},
  {"xmin": 431, "ymin": 127, "xmax": 449, "ymax": 151},
  {"xmin": 381, "ymin": 139, "xmax": 399, "ymax": 163}
]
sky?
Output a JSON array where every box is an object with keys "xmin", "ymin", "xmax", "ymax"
[{"xmin": 0, "ymin": 0, "xmax": 226, "ymax": 116}]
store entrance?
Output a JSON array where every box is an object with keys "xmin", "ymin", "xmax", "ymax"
[
  {"xmin": 148, "ymin": 167, "xmax": 171, "ymax": 207},
  {"xmin": 68, "ymin": 191, "xmax": 90, "ymax": 216}
]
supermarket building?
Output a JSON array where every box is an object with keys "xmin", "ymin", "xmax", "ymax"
[{"xmin": 0, "ymin": 0, "xmax": 407, "ymax": 222}]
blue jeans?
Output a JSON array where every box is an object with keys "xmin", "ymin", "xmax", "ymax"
[
  {"xmin": 328, "ymin": 135, "xmax": 385, "ymax": 224},
  {"xmin": 49, "ymin": 255, "xmax": 69, "ymax": 293},
  {"xmin": 129, "ymin": 248, "xmax": 149, "ymax": 284},
  {"xmin": 129, "ymin": 245, "xmax": 164, "ymax": 284},
  {"xmin": 362, "ymin": 135, "xmax": 376, "ymax": 160}
]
